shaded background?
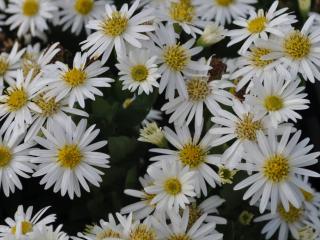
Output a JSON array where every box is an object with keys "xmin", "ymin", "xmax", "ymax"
[{"xmin": 0, "ymin": 0, "xmax": 320, "ymax": 239}]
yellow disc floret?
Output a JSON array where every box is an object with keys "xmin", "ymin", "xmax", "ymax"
[
  {"xmin": 96, "ymin": 229, "xmax": 121, "ymax": 240},
  {"xmin": 179, "ymin": 143, "xmax": 206, "ymax": 168},
  {"xmin": 0, "ymin": 57, "xmax": 9, "ymax": 76},
  {"xmin": 6, "ymin": 88, "xmax": 29, "ymax": 112},
  {"xmin": 283, "ymin": 31, "xmax": 311, "ymax": 60},
  {"xmin": 57, "ymin": 144, "xmax": 82, "ymax": 169},
  {"xmin": 35, "ymin": 96, "xmax": 60, "ymax": 117},
  {"xmin": 250, "ymin": 47, "xmax": 273, "ymax": 68},
  {"xmin": 0, "ymin": 145, "xmax": 12, "ymax": 167},
  {"xmin": 164, "ymin": 178, "xmax": 182, "ymax": 195},
  {"xmin": 168, "ymin": 234, "xmax": 191, "ymax": 240},
  {"xmin": 22, "ymin": 0, "xmax": 39, "ymax": 16},
  {"xmin": 163, "ymin": 44, "xmax": 189, "ymax": 71},
  {"xmin": 170, "ymin": 0, "xmax": 195, "ymax": 23},
  {"xmin": 187, "ymin": 78, "xmax": 210, "ymax": 101},
  {"xmin": 62, "ymin": 68, "xmax": 87, "ymax": 87},
  {"xmin": 131, "ymin": 65, "xmax": 149, "ymax": 82},
  {"xmin": 101, "ymin": 11, "xmax": 129, "ymax": 37},
  {"xmin": 278, "ymin": 204, "xmax": 302, "ymax": 223},
  {"xmin": 247, "ymin": 16, "xmax": 267, "ymax": 33},
  {"xmin": 263, "ymin": 154, "xmax": 290, "ymax": 183},
  {"xmin": 11, "ymin": 221, "xmax": 33, "ymax": 235},
  {"xmin": 74, "ymin": 0, "xmax": 94, "ymax": 15},
  {"xmin": 130, "ymin": 224, "xmax": 157, "ymax": 240},
  {"xmin": 235, "ymin": 114, "xmax": 263, "ymax": 141},
  {"xmin": 264, "ymin": 95, "xmax": 284, "ymax": 112},
  {"xmin": 215, "ymin": 0, "xmax": 234, "ymax": 7}
]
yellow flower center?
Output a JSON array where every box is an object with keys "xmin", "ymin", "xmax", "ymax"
[
  {"xmin": 263, "ymin": 154, "xmax": 290, "ymax": 183},
  {"xmin": 96, "ymin": 229, "xmax": 121, "ymax": 239},
  {"xmin": 144, "ymin": 192, "xmax": 156, "ymax": 207},
  {"xmin": 215, "ymin": 0, "xmax": 234, "ymax": 7},
  {"xmin": 235, "ymin": 114, "xmax": 263, "ymax": 141},
  {"xmin": 74, "ymin": 0, "xmax": 94, "ymax": 15},
  {"xmin": 283, "ymin": 31, "xmax": 311, "ymax": 60},
  {"xmin": 250, "ymin": 47, "xmax": 274, "ymax": 68},
  {"xmin": 101, "ymin": 11, "xmax": 129, "ymax": 37},
  {"xmin": 0, "ymin": 57, "xmax": 9, "ymax": 76},
  {"xmin": 187, "ymin": 205, "xmax": 202, "ymax": 229},
  {"xmin": 6, "ymin": 88, "xmax": 29, "ymax": 112},
  {"xmin": 131, "ymin": 64, "xmax": 149, "ymax": 82},
  {"xmin": 179, "ymin": 143, "xmax": 206, "ymax": 168},
  {"xmin": 218, "ymin": 166, "xmax": 237, "ymax": 184},
  {"xmin": 168, "ymin": 234, "xmax": 191, "ymax": 240},
  {"xmin": 130, "ymin": 225, "xmax": 156, "ymax": 240},
  {"xmin": 57, "ymin": 144, "xmax": 82, "ymax": 169},
  {"xmin": 169, "ymin": 0, "xmax": 195, "ymax": 23},
  {"xmin": 35, "ymin": 96, "xmax": 60, "ymax": 117},
  {"xmin": 163, "ymin": 44, "xmax": 189, "ymax": 71},
  {"xmin": 164, "ymin": 178, "xmax": 182, "ymax": 196},
  {"xmin": 187, "ymin": 78, "xmax": 210, "ymax": 102},
  {"xmin": 278, "ymin": 204, "xmax": 302, "ymax": 223},
  {"xmin": 301, "ymin": 189, "xmax": 314, "ymax": 202},
  {"xmin": 22, "ymin": 59, "xmax": 41, "ymax": 78},
  {"xmin": 0, "ymin": 146, "xmax": 12, "ymax": 167},
  {"xmin": 11, "ymin": 221, "xmax": 33, "ymax": 235},
  {"xmin": 247, "ymin": 16, "xmax": 267, "ymax": 33},
  {"xmin": 22, "ymin": 0, "xmax": 39, "ymax": 16},
  {"xmin": 264, "ymin": 95, "xmax": 284, "ymax": 112},
  {"xmin": 62, "ymin": 68, "xmax": 87, "ymax": 87}
]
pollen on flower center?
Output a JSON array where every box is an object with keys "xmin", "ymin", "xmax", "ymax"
[
  {"xmin": 22, "ymin": 0, "xmax": 39, "ymax": 16},
  {"xmin": 35, "ymin": 96, "xmax": 60, "ymax": 117},
  {"xmin": 179, "ymin": 143, "xmax": 206, "ymax": 168},
  {"xmin": 57, "ymin": 144, "xmax": 83, "ymax": 169},
  {"xmin": 0, "ymin": 146, "xmax": 12, "ymax": 167},
  {"xmin": 301, "ymin": 189, "xmax": 314, "ymax": 202},
  {"xmin": 6, "ymin": 88, "xmax": 29, "ymax": 112},
  {"xmin": 130, "ymin": 224, "xmax": 157, "ymax": 240},
  {"xmin": 164, "ymin": 178, "xmax": 182, "ymax": 195},
  {"xmin": 235, "ymin": 114, "xmax": 263, "ymax": 141},
  {"xmin": 168, "ymin": 234, "xmax": 191, "ymax": 240},
  {"xmin": 11, "ymin": 221, "xmax": 33, "ymax": 235},
  {"xmin": 247, "ymin": 16, "xmax": 267, "ymax": 33},
  {"xmin": 170, "ymin": 0, "xmax": 195, "ymax": 23},
  {"xmin": 283, "ymin": 31, "xmax": 311, "ymax": 60},
  {"xmin": 215, "ymin": 0, "xmax": 234, "ymax": 7},
  {"xmin": 62, "ymin": 68, "xmax": 87, "ymax": 87},
  {"xmin": 263, "ymin": 154, "xmax": 290, "ymax": 183},
  {"xmin": 278, "ymin": 204, "xmax": 302, "ymax": 223},
  {"xmin": 163, "ymin": 44, "xmax": 189, "ymax": 71},
  {"xmin": 0, "ymin": 57, "xmax": 9, "ymax": 76},
  {"xmin": 131, "ymin": 65, "xmax": 149, "ymax": 82},
  {"xmin": 264, "ymin": 95, "xmax": 284, "ymax": 112},
  {"xmin": 101, "ymin": 11, "xmax": 129, "ymax": 37},
  {"xmin": 186, "ymin": 205, "xmax": 202, "ymax": 229},
  {"xmin": 187, "ymin": 78, "xmax": 210, "ymax": 102},
  {"xmin": 250, "ymin": 47, "xmax": 273, "ymax": 67},
  {"xmin": 74, "ymin": 0, "xmax": 94, "ymax": 15},
  {"xmin": 97, "ymin": 229, "xmax": 121, "ymax": 240}
]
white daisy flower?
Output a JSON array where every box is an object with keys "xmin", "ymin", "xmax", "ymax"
[
  {"xmin": 43, "ymin": 52, "xmax": 113, "ymax": 108},
  {"xmin": 28, "ymin": 225, "xmax": 69, "ymax": 240},
  {"xmin": 227, "ymin": 1, "xmax": 297, "ymax": 53},
  {"xmin": 0, "ymin": 128, "xmax": 34, "ymax": 196},
  {"xmin": 197, "ymin": 0, "xmax": 257, "ymax": 26},
  {"xmin": 149, "ymin": 23, "xmax": 209, "ymax": 99},
  {"xmin": 116, "ymin": 49, "xmax": 160, "ymax": 95},
  {"xmin": 5, "ymin": 0, "xmax": 58, "ymax": 37},
  {"xmin": 259, "ymin": 15, "xmax": 320, "ymax": 83},
  {"xmin": 234, "ymin": 126, "xmax": 320, "ymax": 213},
  {"xmin": 0, "ymin": 70, "xmax": 43, "ymax": 134},
  {"xmin": 30, "ymin": 118, "xmax": 110, "ymax": 199},
  {"xmin": 58, "ymin": 0, "xmax": 106, "ymax": 35},
  {"xmin": 0, "ymin": 42, "xmax": 25, "ymax": 91},
  {"xmin": 149, "ymin": 123, "xmax": 221, "ymax": 196},
  {"xmin": 0, "ymin": 205, "xmax": 56, "ymax": 239},
  {"xmin": 144, "ymin": 160, "xmax": 196, "ymax": 212},
  {"xmin": 161, "ymin": 74, "xmax": 234, "ymax": 127},
  {"xmin": 244, "ymin": 77, "xmax": 309, "ymax": 127},
  {"xmin": 152, "ymin": 207, "xmax": 223, "ymax": 240},
  {"xmin": 156, "ymin": 0, "xmax": 209, "ymax": 37},
  {"xmin": 298, "ymin": 176, "xmax": 320, "ymax": 212},
  {"xmin": 255, "ymin": 204, "xmax": 309, "ymax": 240},
  {"xmin": 81, "ymin": 0, "xmax": 155, "ymax": 64}
]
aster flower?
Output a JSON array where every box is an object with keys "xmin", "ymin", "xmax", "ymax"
[
  {"xmin": 81, "ymin": 0, "xmax": 155, "ymax": 64},
  {"xmin": 227, "ymin": 1, "xmax": 297, "ymax": 53},
  {"xmin": 43, "ymin": 52, "xmax": 113, "ymax": 108},
  {"xmin": 138, "ymin": 122, "xmax": 167, "ymax": 148},
  {"xmin": 116, "ymin": 49, "xmax": 160, "ymax": 95},
  {"xmin": 198, "ymin": 22, "xmax": 227, "ymax": 47},
  {"xmin": 28, "ymin": 225, "xmax": 69, "ymax": 240},
  {"xmin": 234, "ymin": 126, "xmax": 320, "ymax": 213},
  {"xmin": 0, "ymin": 205, "xmax": 56, "ymax": 239},
  {"xmin": 144, "ymin": 160, "xmax": 196, "ymax": 212},
  {"xmin": 5, "ymin": 0, "xmax": 58, "ymax": 37},
  {"xmin": 30, "ymin": 118, "xmax": 110, "ymax": 199},
  {"xmin": 197, "ymin": 0, "xmax": 257, "ymax": 26},
  {"xmin": 149, "ymin": 123, "xmax": 221, "ymax": 196},
  {"xmin": 244, "ymin": 76, "xmax": 309, "ymax": 127}
]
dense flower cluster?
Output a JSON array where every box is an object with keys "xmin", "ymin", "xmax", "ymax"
[{"xmin": 0, "ymin": 0, "xmax": 319, "ymax": 240}]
